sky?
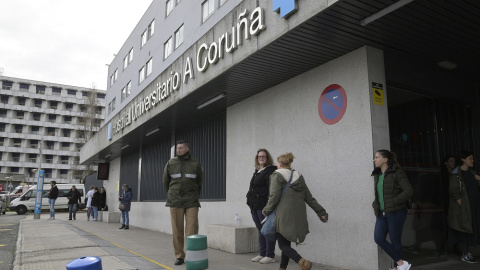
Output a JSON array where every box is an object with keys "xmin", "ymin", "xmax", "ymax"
[{"xmin": 0, "ymin": 0, "xmax": 153, "ymax": 90}]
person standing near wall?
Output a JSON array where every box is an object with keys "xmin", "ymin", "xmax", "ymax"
[
  {"xmin": 372, "ymin": 150, "xmax": 414, "ymax": 270},
  {"xmin": 91, "ymin": 187, "xmax": 100, "ymax": 221},
  {"xmin": 448, "ymin": 150, "xmax": 480, "ymax": 264},
  {"xmin": 263, "ymin": 153, "xmax": 328, "ymax": 270},
  {"xmin": 47, "ymin": 181, "xmax": 58, "ymax": 220},
  {"xmin": 119, "ymin": 184, "xmax": 132, "ymax": 230},
  {"xmin": 67, "ymin": 185, "xmax": 81, "ymax": 220},
  {"xmin": 99, "ymin": 187, "xmax": 107, "ymax": 211},
  {"xmin": 163, "ymin": 140, "xmax": 203, "ymax": 266},
  {"xmin": 86, "ymin": 185, "xmax": 95, "ymax": 221},
  {"xmin": 247, "ymin": 148, "xmax": 277, "ymax": 264}
]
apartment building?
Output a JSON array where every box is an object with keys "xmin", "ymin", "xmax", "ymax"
[{"xmin": 0, "ymin": 75, "xmax": 105, "ymax": 186}]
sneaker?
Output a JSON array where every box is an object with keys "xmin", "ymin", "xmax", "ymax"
[
  {"xmin": 461, "ymin": 253, "xmax": 478, "ymax": 263},
  {"xmin": 51, "ymin": 217, "xmax": 55, "ymax": 220},
  {"xmin": 397, "ymin": 261, "xmax": 411, "ymax": 270},
  {"xmin": 259, "ymin": 257, "xmax": 275, "ymax": 264},
  {"xmin": 251, "ymin": 255, "xmax": 264, "ymax": 262}
]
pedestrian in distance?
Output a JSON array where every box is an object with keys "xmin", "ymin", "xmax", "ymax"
[
  {"xmin": 372, "ymin": 149, "xmax": 414, "ymax": 270},
  {"xmin": 91, "ymin": 187, "xmax": 100, "ymax": 221},
  {"xmin": 247, "ymin": 148, "xmax": 277, "ymax": 264},
  {"xmin": 119, "ymin": 184, "xmax": 133, "ymax": 230},
  {"xmin": 47, "ymin": 181, "xmax": 58, "ymax": 220},
  {"xmin": 86, "ymin": 185, "xmax": 95, "ymax": 221},
  {"xmin": 67, "ymin": 185, "xmax": 81, "ymax": 220},
  {"xmin": 262, "ymin": 152, "xmax": 328, "ymax": 270},
  {"xmin": 448, "ymin": 150, "xmax": 480, "ymax": 264},
  {"xmin": 99, "ymin": 186, "xmax": 107, "ymax": 211},
  {"xmin": 163, "ymin": 140, "xmax": 203, "ymax": 266}
]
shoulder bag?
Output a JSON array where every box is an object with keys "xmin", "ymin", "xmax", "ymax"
[{"xmin": 261, "ymin": 170, "xmax": 294, "ymax": 241}]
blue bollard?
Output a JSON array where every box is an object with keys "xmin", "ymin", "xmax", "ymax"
[{"xmin": 66, "ymin": 256, "xmax": 102, "ymax": 270}]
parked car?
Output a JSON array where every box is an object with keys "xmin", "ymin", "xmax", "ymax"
[{"xmin": 9, "ymin": 184, "xmax": 85, "ymax": 215}]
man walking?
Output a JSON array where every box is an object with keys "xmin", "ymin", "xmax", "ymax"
[
  {"xmin": 48, "ymin": 181, "xmax": 58, "ymax": 220},
  {"xmin": 163, "ymin": 140, "xmax": 203, "ymax": 265},
  {"xmin": 67, "ymin": 185, "xmax": 81, "ymax": 220}
]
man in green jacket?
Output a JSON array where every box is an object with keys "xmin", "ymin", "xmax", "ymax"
[{"xmin": 163, "ymin": 140, "xmax": 203, "ymax": 265}]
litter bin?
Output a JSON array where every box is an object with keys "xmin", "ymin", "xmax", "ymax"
[
  {"xmin": 186, "ymin": 234, "xmax": 208, "ymax": 270},
  {"xmin": 66, "ymin": 256, "xmax": 102, "ymax": 270}
]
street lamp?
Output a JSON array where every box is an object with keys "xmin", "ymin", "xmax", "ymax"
[
  {"xmin": 31, "ymin": 169, "xmax": 37, "ymax": 186},
  {"xmin": 5, "ymin": 176, "xmax": 11, "ymax": 205}
]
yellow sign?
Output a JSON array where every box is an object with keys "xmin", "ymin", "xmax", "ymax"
[{"xmin": 373, "ymin": 86, "xmax": 384, "ymax": 105}]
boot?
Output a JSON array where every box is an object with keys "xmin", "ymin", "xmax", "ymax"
[
  {"xmin": 124, "ymin": 225, "xmax": 129, "ymax": 230},
  {"xmin": 298, "ymin": 258, "xmax": 312, "ymax": 270},
  {"xmin": 119, "ymin": 224, "xmax": 125, "ymax": 229},
  {"xmin": 279, "ymin": 268, "xmax": 286, "ymax": 270}
]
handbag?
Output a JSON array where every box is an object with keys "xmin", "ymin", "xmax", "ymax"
[
  {"xmin": 261, "ymin": 170, "xmax": 295, "ymax": 241},
  {"xmin": 119, "ymin": 202, "xmax": 127, "ymax": 211}
]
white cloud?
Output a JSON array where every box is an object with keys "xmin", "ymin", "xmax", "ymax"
[{"xmin": 0, "ymin": 0, "xmax": 153, "ymax": 90}]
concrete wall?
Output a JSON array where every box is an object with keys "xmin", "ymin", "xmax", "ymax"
[{"xmin": 112, "ymin": 46, "xmax": 387, "ymax": 270}]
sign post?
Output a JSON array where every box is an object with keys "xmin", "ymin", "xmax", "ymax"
[{"xmin": 33, "ymin": 170, "xmax": 45, "ymax": 220}]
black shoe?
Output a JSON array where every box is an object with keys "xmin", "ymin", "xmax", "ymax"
[
  {"xmin": 119, "ymin": 224, "xmax": 125, "ymax": 229},
  {"xmin": 174, "ymin": 258, "xmax": 184, "ymax": 265},
  {"xmin": 68, "ymin": 218, "xmax": 72, "ymax": 220},
  {"xmin": 124, "ymin": 225, "xmax": 129, "ymax": 230},
  {"xmin": 73, "ymin": 217, "xmax": 76, "ymax": 220}
]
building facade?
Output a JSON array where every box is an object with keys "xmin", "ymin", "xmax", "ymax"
[
  {"xmin": 81, "ymin": 1, "xmax": 480, "ymax": 269},
  {"xmin": 0, "ymin": 75, "xmax": 106, "ymax": 188}
]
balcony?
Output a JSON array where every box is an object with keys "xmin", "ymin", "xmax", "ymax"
[
  {"xmin": 19, "ymin": 88, "xmax": 29, "ymax": 92},
  {"xmin": 13, "ymin": 144, "xmax": 21, "ymax": 147},
  {"xmin": 61, "ymin": 161, "xmax": 69, "ymax": 164},
  {"xmin": 15, "ymin": 129, "xmax": 22, "ymax": 133},
  {"xmin": 1, "ymin": 86, "xmax": 11, "ymax": 90},
  {"xmin": 12, "ymin": 157, "xmax": 20, "ymax": 162},
  {"xmin": 45, "ymin": 159, "xmax": 53, "ymax": 163},
  {"xmin": 44, "ymin": 173, "xmax": 52, "ymax": 178},
  {"xmin": 46, "ymin": 145, "xmax": 54, "ymax": 150},
  {"xmin": 31, "ymin": 131, "xmax": 39, "ymax": 135},
  {"xmin": 29, "ymin": 158, "xmax": 36, "ymax": 163},
  {"xmin": 33, "ymin": 117, "xmax": 40, "ymax": 121},
  {"xmin": 47, "ymin": 132, "xmax": 55, "ymax": 136},
  {"xmin": 30, "ymin": 144, "xmax": 38, "ymax": 149},
  {"xmin": 0, "ymin": 128, "xmax": 5, "ymax": 132},
  {"xmin": 34, "ymin": 104, "xmax": 42, "ymax": 108}
]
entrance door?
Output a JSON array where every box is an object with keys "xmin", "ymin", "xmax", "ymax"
[{"xmin": 387, "ymin": 87, "xmax": 474, "ymax": 264}]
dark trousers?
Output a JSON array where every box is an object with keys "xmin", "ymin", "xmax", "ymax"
[
  {"xmin": 374, "ymin": 208, "xmax": 407, "ymax": 267},
  {"xmin": 277, "ymin": 233, "xmax": 302, "ymax": 268},
  {"xmin": 251, "ymin": 210, "xmax": 276, "ymax": 258},
  {"xmin": 68, "ymin": 204, "xmax": 78, "ymax": 219},
  {"xmin": 450, "ymin": 228, "xmax": 471, "ymax": 254}
]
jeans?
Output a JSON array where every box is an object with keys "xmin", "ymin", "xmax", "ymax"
[
  {"xmin": 374, "ymin": 208, "xmax": 407, "ymax": 267},
  {"xmin": 87, "ymin": 206, "xmax": 92, "ymax": 220},
  {"xmin": 121, "ymin": 210, "xmax": 129, "ymax": 226},
  {"xmin": 277, "ymin": 233, "xmax": 302, "ymax": 268},
  {"xmin": 92, "ymin": 206, "xmax": 98, "ymax": 220},
  {"xmin": 251, "ymin": 210, "xmax": 276, "ymax": 258},
  {"xmin": 68, "ymin": 204, "xmax": 78, "ymax": 219},
  {"xmin": 48, "ymin": 199, "xmax": 56, "ymax": 218}
]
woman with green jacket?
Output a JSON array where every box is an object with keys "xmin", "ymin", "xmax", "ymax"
[
  {"xmin": 448, "ymin": 150, "xmax": 480, "ymax": 264},
  {"xmin": 263, "ymin": 153, "xmax": 328, "ymax": 270},
  {"xmin": 372, "ymin": 150, "xmax": 413, "ymax": 270}
]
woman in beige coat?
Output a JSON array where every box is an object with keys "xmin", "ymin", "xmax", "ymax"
[{"xmin": 263, "ymin": 153, "xmax": 328, "ymax": 270}]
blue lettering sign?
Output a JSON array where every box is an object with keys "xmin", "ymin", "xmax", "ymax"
[{"xmin": 273, "ymin": 0, "xmax": 298, "ymax": 18}]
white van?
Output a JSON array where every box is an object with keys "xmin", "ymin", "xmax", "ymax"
[{"xmin": 9, "ymin": 184, "xmax": 85, "ymax": 215}]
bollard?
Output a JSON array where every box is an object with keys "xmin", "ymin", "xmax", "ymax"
[
  {"xmin": 186, "ymin": 234, "xmax": 208, "ymax": 270},
  {"xmin": 66, "ymin": 256, "xmax": 102, "ymax": 270}
]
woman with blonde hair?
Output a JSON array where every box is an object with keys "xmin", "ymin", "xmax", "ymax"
[
  {"xmin": 247, "ymin": 149, "xmax": 277, "ymax": 264},
  {"xmin": 263, "ymin": 153, "xmax": 328, "ymax": 270}
]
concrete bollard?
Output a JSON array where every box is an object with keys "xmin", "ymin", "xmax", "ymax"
[
  {"xmin": 186, "ymin": 234, "xmax": 208, "ymax": 270},
  {"xmin": 66, "ymin": 256, "xmax": 102, "ymax": 270}
]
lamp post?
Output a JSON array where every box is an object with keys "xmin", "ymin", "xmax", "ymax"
[
  {"xmin": 5, "ymin": 176, "xmax": 11, "ymax": 205},
  {"xmin": 31, "ymin": 169, "xmax": 37, "ymax": 186}
]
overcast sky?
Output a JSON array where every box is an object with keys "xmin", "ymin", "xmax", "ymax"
[{"xmin": 0, "ymin": 0, "xmax": 153, "ymax": 90}]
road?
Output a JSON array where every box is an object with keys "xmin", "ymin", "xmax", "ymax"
[{"xmin": 0, "ymin": 212, "xmax": 24, "ymax": 270}]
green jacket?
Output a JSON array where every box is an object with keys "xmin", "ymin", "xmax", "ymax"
[
  {"xmin": 372, "ymin": 165, "xmax": 413, "ymax": 216},
  {"xmin": 163, "ymin": 152, "xmax": 203, "ymax": 208},
  {"xmin": 263, "ymin": 169, "xmax": 327, "ymax": 244},
  {"xmin": 447, "ymin": 167, "xmax": 478, "ymax": 233}
]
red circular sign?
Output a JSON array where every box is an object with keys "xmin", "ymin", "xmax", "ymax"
[
  {"xmin": 0, "ymin": 184, "xmax": 3, "ymax": 192},
  {"xmin": 318, "ymin": 84, "xmax": 347, "ymax": 125}
]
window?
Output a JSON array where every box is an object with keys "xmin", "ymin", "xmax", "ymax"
[
  {"xmin": 12, "ymin": 153, "xmax": 20, "ymax": 161},
  {"xmin": 0, "ymin": 137, "xmax": 4, "ymax": 146},
  {"xmin": 36, "ymin": 85, "xmax": 46, "ymax": 94},
  {"xmin": 63, "ymin": 129, "xmax": 71, "ymax": 137},
  {"xmin": 0, "ymin": 124, "xmax": 4, "ymax": 132},
  {"xmin": 47, "ymin": 128, "xmax": 56, "ymax": 136},
  {"xmin": 45, "ymin": 155, "xmax": 53, "ymax": 163},
  {"xmin": 175, "ymin": 24, "xmax": 184, "ymax": 49},
  {"xmin": 64, "ymin": 116, "xmax": 72, "ymax": 123},
  {"xmin": 121, "ymin": 82, "xmax": 131, "ymax": 102},
  {"xmin": 16, "ymin": 111, "xmax": 24, "ymax": 119},
  {"xmin": 19, "ymin": 83, "xmax": 30, "ymax": 91},
  {"xmin": 13, "ymin": 139, "xmax": 21, "ymax": 147},
  {"xmin": 126, "ymin": 81, "xmax": 131, "ymax": 98},
  {"xmin": 15, "ymin": 125, "xmax": 23, "ymax": 133},
  {"xmin": 48, "ymin": 114, "xmax": 56, "ymax": 122},
  {"xmin": 31, "ymin": 126, "xmax": 40, "ymax": 134},
  {"xmin": 123, "ymin": 55, "xmax": 129, "ymax": 69},
  {"xmin": 44, "ymin": 169, "xmax": 52, "ymax": 178},
  {"xmin": 114, "ymin": 69, "xmax": 118, "ymax": 81},
  {"xmin": 67, "ymin": 89, "xmax": 77, "ymax": 96},
  {"xmin": 202, "ymin": 0, "xmax": 214, "ymax": 22},
  {"xmin": 61, "ymin": 156, "xmax": 69, "ymax": 165},
  {"xmin": 121, "ymin": 87, "xmax": 126, "ymax": 102},
  {"xmin": 10, "ymin": 167, "xmax": 19, "ymax": 173},
  {"xmin": 141, "ymin": 30, "xmax": 147, "ymax": 47},
  {"xmin": 0, "ymin": 95, "xmax": 8, "ymax": 104},
  {"xmin": 108, "ymin": 102, "xmax": 112, "ymax": 115},
  {"xmin": 30, "ymin": 140, "xmax": 38, "ymax": 148},
  {"xmin": 52, "ymin": 87, "xmax": 61, "ymax": 95},
  {"xmin": 50, "ymin": 101, "xmax": 58, "ymax": 109},
  {"xmin": 29, "ymin": 154, "xmax": 37, "ymax": 163},
  {"xmin": 82, "ymin": 91, "xmax": 89, "ymax": 97},
  {"xmin": 164, "ymin": 37, "xmax": 173, "ymax": 59},
  {"xmin": 128, "ymin": 48, "xmax": 133, "ymax": 63},
  {"xmin": 177, "ymin": 0, "xmax": 181, "ymax": 3},
  {"xmin": 97, "ymin": 93, "xmax": 105, "ymax": 99},
  {"xmin": 139, "ymin": 66, "xmax": 146, "ymax": 83},
  {"xmin": 146, "ymin": 58, "xmax": 153, "ymax": 76},
  {"xmin": 65, "ymin": 103, "xmax": 73, "ymax": 109},
  {"xmin": 220, "ymin": 0, "xmax": 228, "ymax": 6},
  {"xmin": 110, "ymin": 74, "xmax": 114, "ymax": 86},
  {"xmin": 166, "ymin": 0, "xmax": 174, "ymax": 16},
  {"xmin": 1, "ymin": 81, "xmax": 12, "ymax": 90},
  {"xmin": 148, "ymin": 20, "xmax": 155, "ymax": 38},
  {"xmin": 32, "ymin": 113, "xmax": 41, "ymax": 121},
  {"xmin": 34, "ymin": 99, "xmax": 42, "ymax": 108},
  {"xmin": 60, "ymin": 169, "xmax": 68, "ymax": 175},
  {"xmin": 0, "ymin": 109, "xmax": 6, "ymax": 117},
  {"xmin": 46, "ymin": 141, "xmax": 55, "ymax": 149},
  {"xmin": 111, "ymin": 98, "xmax": 116, "ymax": 111},
  {"xmin": 17, "ymin": 97, "xmax": 26, "ymax": 105},
  {"xmin": 61, "ymin": 142, "xmax": 70, "ymax": 149}
]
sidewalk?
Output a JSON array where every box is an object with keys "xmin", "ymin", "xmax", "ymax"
[{"xmin": 13, "ymin": 212, "xmax": 479, "ymax": 270}]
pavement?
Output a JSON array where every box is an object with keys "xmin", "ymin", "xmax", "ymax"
[{"xmin": 12, "ymin": 212, "xmax": 480, "ymax": 270}]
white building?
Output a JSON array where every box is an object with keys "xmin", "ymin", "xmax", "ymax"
[
  {"xmin": 81, "ymin": 1, "xmax": 480, "ymax": 269},
  {"xmin": 0, "ymin": 75, "xmax": 106, "ymax": 187}
]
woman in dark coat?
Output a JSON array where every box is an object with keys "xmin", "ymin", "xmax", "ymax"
[
  {"xmin": 263, "ymin": 153, "xmax": 328, "ymax": 270},
  {"xmin": 448, "ymin": 150, "xmax": 480, "ymax": 263},
  {"xmin": 99, "ymin": 187, "xmax": 107, "ymax": 211},
  {"xmin": 247, "ymin": 149, "xmax": 277, "ymax": 264},
  {"xmin": 372, "ymin": 150, "xmax": 413, "ymax": 270}
]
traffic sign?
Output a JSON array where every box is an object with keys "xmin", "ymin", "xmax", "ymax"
[
  {"xmin": 318, "ymin": 84, "xmax": 347, "ymax": 125},
  {"xmin": 0, "ymin": 184, "xmax": 3, "ymax": 192}
]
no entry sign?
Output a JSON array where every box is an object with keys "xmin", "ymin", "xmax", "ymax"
[{"xmin": 318, "ymin": 84, "xmax": 347, "ymax": 125}]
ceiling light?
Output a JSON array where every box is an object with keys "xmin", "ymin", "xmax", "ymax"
[
  {"xmin": 121, "ymin": 144, "xmax": 130, "ymax": 150},
  {"xmin": 146, "ymin": 128, "xmax": 160, "ymax": 136},
  {"xmin": 360, "ymin": 0, "xmax": 414, "ymax": 26},
  {"xmin": 437, "ymin": 61, "xmax": 458, "ymax": 70},
  {"xmin": 197, "ymin": 94, "xmax": 225, "ymax": 110},
  {"xmin": 104, "ymin": 153, "xmax": 112, "ymax": 159}
]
